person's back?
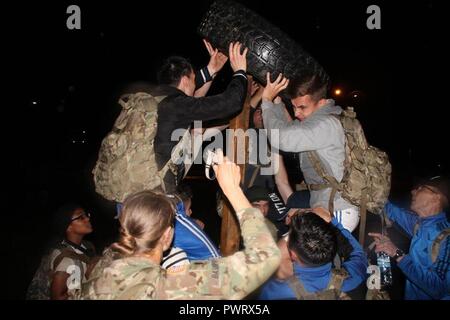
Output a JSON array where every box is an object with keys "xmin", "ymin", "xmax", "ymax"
[{"xmin": 259, "ymin": 211, "xmax": 367, "ymax": 300}]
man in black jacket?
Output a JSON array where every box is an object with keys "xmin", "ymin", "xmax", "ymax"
[{"xmin": 153, "ymin": 42, "xmax": 249, "ymax": 192}]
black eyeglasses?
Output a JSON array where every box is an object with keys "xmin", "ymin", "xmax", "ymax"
[{"xmin": 71, "ymin": 212, "xmax": 91, "ymax": 222}]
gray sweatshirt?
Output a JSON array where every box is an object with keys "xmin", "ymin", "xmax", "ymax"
[{"xmin": 261, "ymin": 99, "xmax": 357, "ymax": 211}]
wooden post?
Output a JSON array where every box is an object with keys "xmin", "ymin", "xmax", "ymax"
[{"xmin": 219, "ymin": 76, "xmax": 252, "ymax": 256}]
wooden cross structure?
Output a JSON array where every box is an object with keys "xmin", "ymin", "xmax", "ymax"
[{"xmin": 219, "ymin": 77, "xmax": 253, "ymax": 256}]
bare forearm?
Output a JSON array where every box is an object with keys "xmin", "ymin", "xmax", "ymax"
[
  {"xmin": 274, "ymin": 153, "xmax": 293, "ymax": 203},
  {"xmin": 223, "ymin": 188, "xmax": 252, "ymax": 214},
  {"xmin": 203, "ymin": 125, "xmax": 229, "ymax": 141},
  {"xmin": 250, "ymin": 88, "xmax": 264, "ymax": 108},
  {"xmin": 194, "ymin": 81, "xmax": 213, "ymax": 97}
]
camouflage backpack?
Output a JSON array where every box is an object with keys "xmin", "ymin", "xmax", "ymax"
[
  {"xmin": 93, "ymin": 93, "xmax": 174, "ymax": 202},
  {"xmin": 307, "ymin": 107, "xmax": 391, "ymax": 245},
  {"xmin": 26, "ymin": 242, "xmax": 93, "ymax": 300},
  {"xmin": 287, "ymin": 268, "xmax": 351, "ymax": 300},
  {"xmin": 76, "ymin": 248, "xmax": 162, "ymax": 300},
  {"xmin": 413, "ymin": 224, "xmax": 450, "ymax": 263}
]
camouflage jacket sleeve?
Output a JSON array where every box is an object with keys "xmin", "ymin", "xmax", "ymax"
[{"xmin": 162, "ymin": 207, "xmax": 281, "ymax": 299}]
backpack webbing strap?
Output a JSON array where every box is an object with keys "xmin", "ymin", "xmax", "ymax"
[
  {"xmin": 358, "ymin": 188, "xmax": 368, "ymax": 246},
  {"xmin": 296, "ymin": 181, "xmax": 309, "ymax": 191},
  {"xmin": 119, "ymin": 92, "xmax": 162, "ymax": 110},
  {"xmin": 366, "ymin": 288, "xmax": 390, "ymax": 300},
  {"xmin": 431, "ymin": 228, "xmax": 450, "ymax": 263},
  {"xmin": 327, "ymin": 268, "xmax": 348, "ymax": 293},
  {"xmin": 286, "ymin": 275, "xmax": 313, "ymax": 300},
  {"xmin": 158, "ymin": 124, "xmax": 191, "ymax": 192},
  {"xmin": 307, "ymin": 151, "xmax": 369, "ymax": 246},
  {"xmin": 306, "ymin": 151, "xmax": 342, "ymax": 214},
  {"xmin": 154, "ymin": 96, "xmax": 166, "ymax": 104},
  {"xmin": 247, "ymin": 165, "xmax": 261, "ymax": 189},
  {"xmin": 52, "ymin": 249, "xmax": 91, "ymax": 275}
]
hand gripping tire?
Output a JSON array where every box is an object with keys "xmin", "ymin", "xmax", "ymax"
[{"xmin": 198, "ymin": 0, "xmax": 328, "ymax": 86}]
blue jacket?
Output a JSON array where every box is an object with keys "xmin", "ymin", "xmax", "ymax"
[
  {"xmin": 173, "ymin": 201, "xmax": 221, "ymax": 261},
  {"xmin": 385, "ymin": 201, "xmax": 450, "ymax": 300},
  {"xmin": 259, "ymin": 218, "xmax": 367, "ymax": 299}
]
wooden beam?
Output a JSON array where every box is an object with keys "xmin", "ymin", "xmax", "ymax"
[{"xmin": 219, "ymin": 76, "xmax": 252, "ymax": 256}]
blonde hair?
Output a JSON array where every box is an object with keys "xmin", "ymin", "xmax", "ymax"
[{"xmin": 111, "ymin": 190, "xmax": 176, "ymax": 256}]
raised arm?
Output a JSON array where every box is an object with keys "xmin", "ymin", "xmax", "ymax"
[
  {"xmin": 177, "ymin": 42, "xmax": 248, "ymax": 122},
  {"xmin": 250, "ymin": 81, "xmax": 263, "ymax": 108},
  {"xmin": 331, "ymin": 217, "xmax": 368, "ymax": 291},
  {"xmin": 194, "ymin": 40, "xmax": 228, "ymax": 97},
  {"xmin": 384, "ymin": 201, "xmax": 419, "ymax": 237},
  {"xmin": 213, "ymin": 150, "xmax": 281, "ymax": 299},
  {"xmin": 274, "ymin": 153, "xmax": 294, "ymax": 204}
]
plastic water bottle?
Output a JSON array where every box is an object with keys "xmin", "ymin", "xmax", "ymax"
[{"xmin": 377, "ymin": 251, "xmax": 393, "ymax": 288}]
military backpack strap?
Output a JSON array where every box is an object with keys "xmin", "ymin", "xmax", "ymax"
[
  {"xmin": 154, "ymin": 96, "xmax": 166, "ymax": 104},
  {"xmin": 358, "ymin": 188, "xmax": 368, "ymax": 246},
  {"xmin": 81, "ymin": 240, "xmax": 97, "ymax": 257},
  {"xmin": 366, "ymin": 288, "xmax": 390, "ymax": 300},
  {"xmin": 307, "ymin": 151, "xmax": 342, "ymax": 214},
  {"xmin": 296, "ymin": 181, "xmax": 309, "ymax": 191},
  {"xmin": 118, "ymin": 92, "xmax": 152, "ymax": 110},
  {"xmin": 159, "ymin": 126, "xmax": 193, "ymax": 191},
  {"xmin": 118, "ymin": 94, "xmax": 132, "ymax": 110},
  {"xmin": 286, "ymin": 275, "xmax": 315, "ymax": 300},
  {"xmin": 327, "ymin": 268, "xmax": 348, "ymax": 293},
  {"xmin": 52, "ymin": 249, "xmax": 91, "ymax": 273},
  {"xmin": 431, "ymin": 228, "xmax": 450, "ymax": 264},
  {"xmin": 247, "ymin": 165, "xmax": 261, "ymax": 189}
]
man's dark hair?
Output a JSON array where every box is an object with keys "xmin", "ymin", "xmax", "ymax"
[
  {"xmin": 157, "ymin": 56, "xmax": 193, "ymax": 87},
  {"xmin": 285, "ymin": 68, "xmax": 330, "ymax": 102},
  {"xmin": 52, "ymin": 202, "xmax": 83, "ymax": 238},
  {"xmin": 288, "ymin": 212, "xmax": 337, "ymax": 266}
]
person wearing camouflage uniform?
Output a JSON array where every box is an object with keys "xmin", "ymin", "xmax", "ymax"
[
  {"xmin": 27, "ymin": 204, "xmax": 96, "ymax": 300},
  {"xmin": 77, "ymin": 151, "xmax": 281, "ymax": 300}
]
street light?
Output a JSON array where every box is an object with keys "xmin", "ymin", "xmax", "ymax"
[{"xmin": 334, "ymin": 89, "xmax": 342, "ymax": 96}]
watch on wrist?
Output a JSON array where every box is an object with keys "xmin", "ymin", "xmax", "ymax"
[{"xmin": 393, "ymin": 248, "xmax": 405, "ymax": 260}]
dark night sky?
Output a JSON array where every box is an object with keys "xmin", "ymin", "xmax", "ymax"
[
  {"xmin": 3, "ymin": 0, "xmax": 446, "ymax": 299},
  {"xmin": 12, "ymin": 0, "xmax": 446, "ymax": 177}
]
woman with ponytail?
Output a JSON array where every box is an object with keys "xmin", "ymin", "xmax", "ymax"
[{"xmin": 79, "ymin": 150, "xmax": 281, "ymax": 300}]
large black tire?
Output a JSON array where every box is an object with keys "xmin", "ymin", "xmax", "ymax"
[{"xmin": 198, "ymin": 0, "xmax": 328, "ymax": 86}]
